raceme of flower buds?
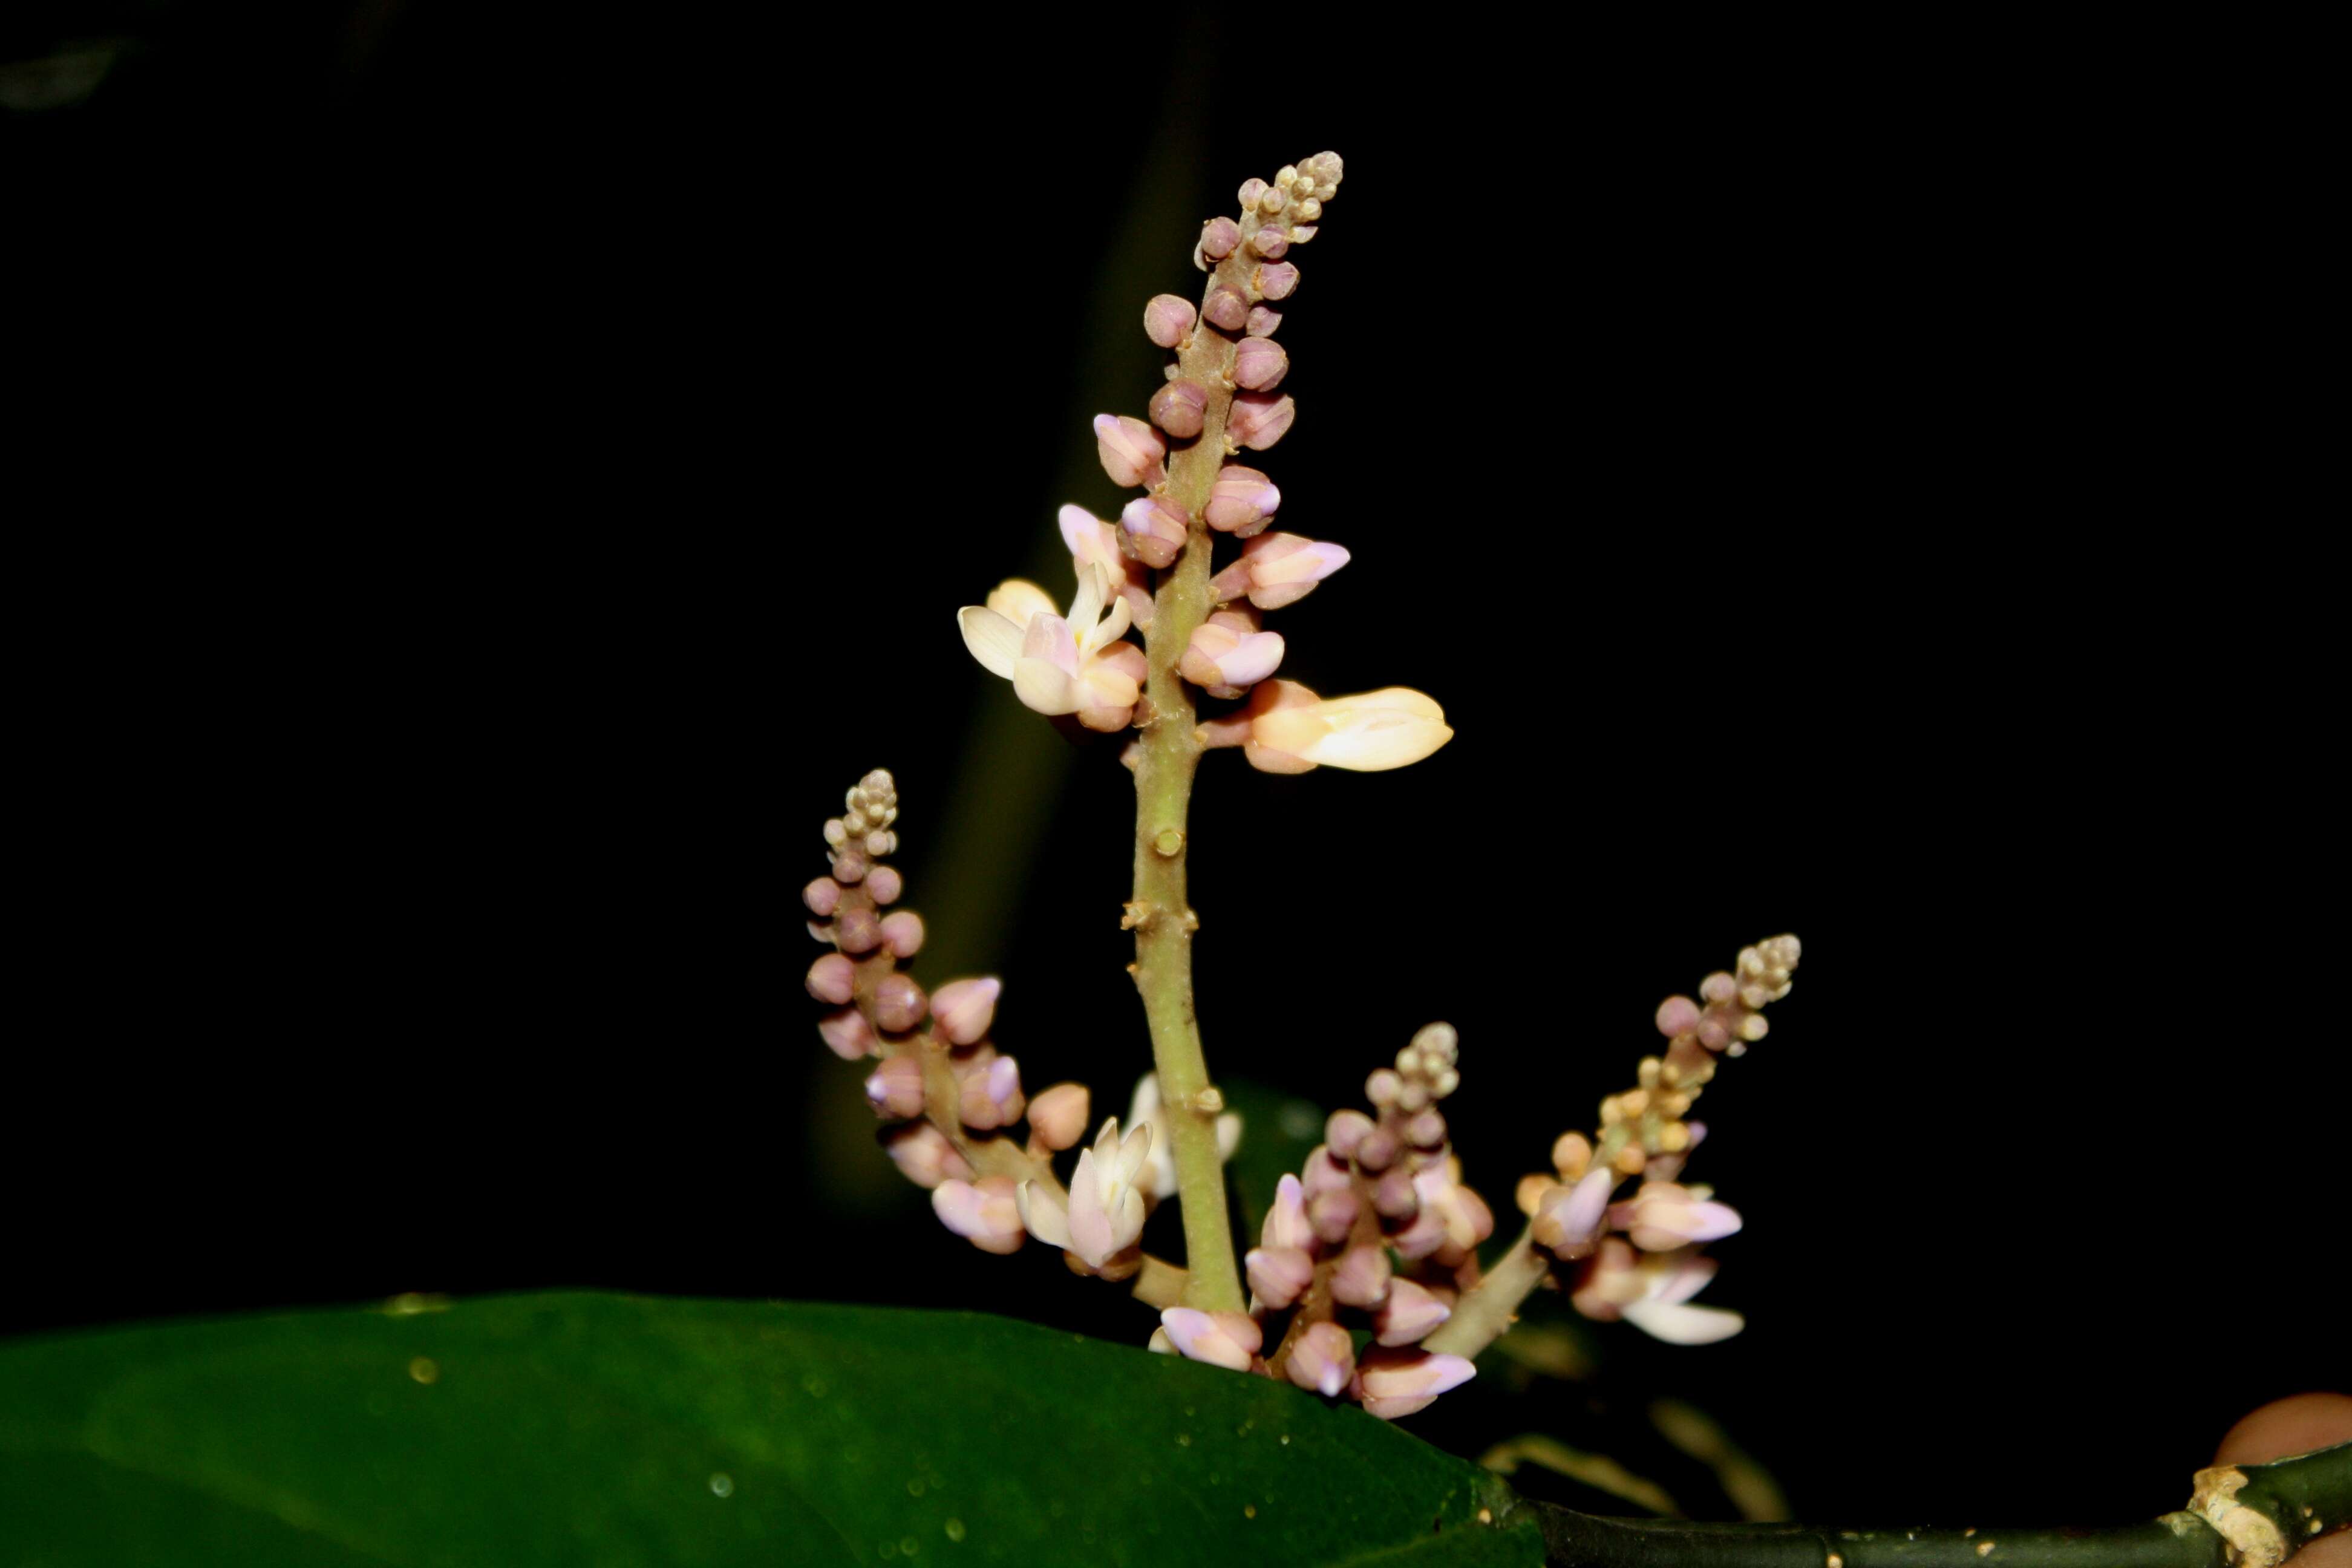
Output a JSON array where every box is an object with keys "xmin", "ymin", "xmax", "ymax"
[{"xmin": 1209, "ymin": 532, "xmax": 1350, "ymax": 610}]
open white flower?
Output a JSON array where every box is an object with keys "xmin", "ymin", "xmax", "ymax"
[
  {"xmin": 1017, "ymin": 1116, "xmax": 1152, "ymax": 1270},
  {"xmin": 1224, "ymin": 681, "xmax": 1453, "ymax": 773},
  {"xmin": 1128, "ymin": 1073, "xmax": 1242, "ymax": 1200},
  {"xmin": 957, "ymin": 563, "xmax": 1145, "ymax": 731}
]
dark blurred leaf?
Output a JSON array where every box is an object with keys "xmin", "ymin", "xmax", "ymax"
[{"xmin": 0, "ymin": 1292, "xmax": 1543, "ymax": 1566}]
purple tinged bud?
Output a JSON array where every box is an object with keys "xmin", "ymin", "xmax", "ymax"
[
  {"xmin": 1200, "ymin": 216, "xmax": 1241, "ymax": 260},
  {"xmin": 1093, "ymin": 414, "xmax": 1166, "ymax": 489},
  {"xmin": 831, "ymin": 848, "xmax": 869, "ymax": 884},
  {"xmin": 1245, "ymin": 305, "xmax": 1282, "ymax": 338},
  {"xmin": 880, "ymin": 910, "xmax": 925, "ymax": 958},
  {"xmin": 1308, "ymin": 1188, "xmax": 1361, "ymax": 1247},
  {"xmin": 1226, "ymin": 392, "xmax": 1295, "ymax": 451},
  {"xmin": 1356, "ymin": 1349, "xmax": 1475, "ymax": 1420},
  {"xmin": 816, "ymin": 1007, "xmax": 876, "ymax": 1061},
  {"xmin": 1533, "ymin": 1166, "xmax": 1618, "ymax": 1259},
  {"xmin": 864, "ymin": 865, "xmax": 903, "ymax": 904},
  {"xmin": 1203, "ymin": 465, "xmax": 1281, "ymax": 536},
  {"xmin": 930, "ymin": 976, "xmax": 1000, "ymax": 1045},
  {"xmin": 1203, "ymin": 286, "xmax": 1249, "ymax": 333},
  {"xmin": 1143, "ymin": 293, "xmax": 1197, "ymax": 349},
  {"xmin": 1256, "ymin": 261, "xmax": 1300, "ymax": 301},
  {"xmin": 805, "ymin": 953, "xmax": 855, "ymax": 1005},
  {"xmin": 803, "ymin": 877, "xmax": 842, "ymax": 916},
  {"xmin": 1330, "ymin": 1243, "xmax": 1393, "ymax": 1308},
  {"xmin": 872, "ymin": 973, "xmax": 927, "ymax": 1033},
  {"xmin": 959, "ymin": 1054, "xmax": 1026, "ymax": 1130},
  {"xmin": 834, "ymin": 906, "xmax": 883, "ymax": 956},
  {"xmin": 1262, "ymin": 1172, "xmax": 1315, "ymax": 1252},
  {"xmin": 1231, "ymin": 336, "xmax": 1289, "ymax": 391},
  {"xmin": 1299, "ymin": 1145, "xmax": 1352, "ymax": 1200},
  {"xmin": 1246, "ymin": 1245, "xmax": 1315, "ymax": 1310},
  {"xmin": 1160, "ymin": 1307, "xmax": 1262, "ymax": 1373},
  {"xmin": 1656, "ymin": 996, "xmax": 1703, "ymax": 1037},
  {"xmin": 1119, "ymin": 496, "xmax": 1189, "ymax": 570},
  {"xmin": 1178, "ymin": 621, "xmax": 1284, "ymax": 693},
  {"xmin": 883, "ymin": 1122, "xmax": 973, "ymax": 1189},
  {"xmin": 1325, "ymin": 1109, "xmax": 1375, "ymax": 1160},
  {"xmin": 1374, "ymin": 1278, "xmax": 1454, "ymax": 1347},
  {"xmin": 864, "ymin": 1054, "xmax": 926, "ymax": 1119},
  {"xmin": 1404, "ymin": 1108, "xmax": 1448, "ymax": 1149},
  {"xmin": 1237, "ymin": 177, "xmax": 1267, "ymax": 209},
  {"xmin": 1249, "ymin": 224, "xmax": 1289, "ymax": 261},
  {"xmin": 1239, "ymin": 531, "xmax": 1351, "ymax": 609},
  {"xmin": 1149, "ymin": 378, "xmax": 1210, "ymax": 440},
  {"xmin": 1027, "ymin": 1082, "xmax": 1091, "ymax": 1150},
  {"xmin": 1286, "ymin": 1322, "xmax": 1356, "ymax": 1399},
  {"xmin": 1373, "ymin": 1165, "xmax": 1420, "ymax": 1220},
  {"xmin": 1356, "ymin": 1126, "xmax": 1402, "ymax": 1172},
  {"xmin": 933, "ymin": 1175, "xmax": 1025, "ymax": 1255}
]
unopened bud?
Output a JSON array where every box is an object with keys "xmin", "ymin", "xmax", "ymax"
[
  {"xmin": 1355, "ymin": 1126, "xmax": 1402, "ymax": 1172},
  {"xmin": 1026, "ymin": 1082, "xmax": 1090, "ymax": 1151},
  {"xmin": 1160, "ymin": 1307, "xmax": 1262, "ymax": 1373},
  {"xmin": 1286, "ymin": 1321, "xmax": 1355, "ymax": 1398},
  {"xmin": 1203, "ymin": 465, "xmax": 1281, "ymax": 536},
  {"xmin": 929, "ymin": 976, "xmax": 1000, "ymax": 1045},
  {"xmin": 1093, "ymin": 413, "xmax": 1166, "ymax": 489},
  {"xmin": 1249, "ymin": 223, "xmax": 1289, "ymax": 261},
  {"xmin": 1656, "ymin": 996, "xmax": 1702, "ymax": 1037},
  {"xmin": 1308, "ymin": 1187, "xmax": 1360, "ymax": 1246},
  {"xmin": 1203, "ymin": 285, "xmax": 1249, "ymax": 333},
  {"xmin": 1325, "ymin": 1108, "xmax": 1375, "ymax": 1161},
  {"xmin": 830, "ymin": 847, "xmax": 869, "ymax": 884},
  {"xmin": 864, "ymin": 1055, "xmax": 925, "ymax": 1119},
  {"xmin": 1256, "ymin": 262, "xmax": 1300, "ymax": 300},
  {"xmin": 1246, "ymin": 305, "xmax": 1282, "ymax": 338},
  {"xmin": 959, "ymin": 1054, "xmax": 1026, "ymax": 1131},
  {"xmin": 1245, "ymin": 1245, "xmax": 1315, "ymax": 1310},
  {"xmin": 865, "ymin": 865, "xmax": 904, "ymax": 904},
  {"xmin": 1142, "ymin": 293, "xmax": 1196, "ymax": 348},
  {"xmin": 880, "ymin": 910, "xmax": 924, "ymax": 958},
  {"xmin": 1179, "ymin": 620, "xmax": 1284, "ymax": 694},
  {"xmin": 1262, "ymin": 1172, "xmax": 1313, "ymax": 1252},
  {"xmin": 834, "ymin": 906, "xmax": 883, "ymax": 955},
  {"xmin": 881, "ymin": 1122, "xmax": 972, "ymax": 1189},
  {"xmin": 816, "ymin": 1007, "xmax": 876, "ymax": 1061},
  {"xmin": 1237, "ymin": 177, "xmax": 1267, "ymax": 209},
  {"xmin": 933, "ymin": 1175, "xmax": 1025, "ymax": 1255},
  {"xmin": 1374, "ymin": 1278, "xmax": 1454, "ymax": 1347},
  {"xmin": 1232, "ymin": 335, "xmax": 1289, "ymax": 391},
  {"xmin": 1117, "ymin": 495, "xmax": 1187, "ymax": 570},
  {"xmin": 1299, "ymin": 1145, "xmax": 1352, "ymax": 1200},
  {"xmin": 1200, "ymin": 215, "xmax": 1241, "ymax": 260},
  {"xmin": 1356, "ymin": 1348, "xmax": 1474, "ymax": 1421},
  {"xmin": 803, "ymin": 877, "xmax": 841, "ymax": 916},
  {"xmin": 1404, "ymin": 1108, "xmax": 1448, "ymax": 1149},
  {"xmin": 1233, "ymin": 530, "xmax": 1348, "ymax": 609},
  {"xmin": 872, "ymin": 973, "xmax": 927, "ymax": 1033},
  {"xmin": 1149, "ymin": 377, "xmax": 1210, "ymax": 440},
  {"xmin": 805, "ymin": 953, "xmax": 855, "ymax": 1005},
  {"xmin": 1373, "ymin": 1165, "xmax": 1419, "ymax": 1220},
  {"xmin": 1532, "ymin": 1166, "xmax": 1616, "ymax": 1259},
  {"xmin": 1226, "ymin": 392, "xmax": 1295, "ymax": 452},
  {"xmin": 1330, "ymin": 1243, "xmax": 1392, "ymax": 1308}
]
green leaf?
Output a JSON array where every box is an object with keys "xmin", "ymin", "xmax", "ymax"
[{"xmin": 0, "ymin": 1292, "xmax": 1544, "ymax": 1567}]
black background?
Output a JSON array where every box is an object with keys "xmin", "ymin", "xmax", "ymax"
[{"xmin": 7, "ymin": 0, "xmax": 2340, "ymax": 1535}]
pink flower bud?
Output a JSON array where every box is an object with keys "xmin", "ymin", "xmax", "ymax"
[
  {"xmin": 1200, "ymin": 216, "xmax": 1241, "ymax": 260},
  {"xmin": 1330, "ymin": 1243, "xmax": 1391, "ymax": 1308},
  {"xmin": 1308, "ymin": 1187, "xmax": 1360, "ymax": 1247},
  {"xmin": 865, "ymin": 865, "xmax": 903, "ymax": 904},
  {"xmin": 1119, "ymin": 496, "xmax": 1189, "ymax": 570},
  {"xmin": 1142, "ymin": 293, "xmax": 1196, "ymax": 348},
  {"xmin": 1149, "ymin": 377, "xmax": 1210, "ymax": 440},
  {"xmin": 1532, "ymin": 1166, "xmax": 1618, "ymax": 1259},
  {"xmin": 1256, "ymin": 261, "xmax": 1300, "ymax": 300},
  {"xmin": 881, "ymin": 1122, "xmax": 972, "ymax": 1189},
  {"xmin": 1656, "ymin": 996, "xmax": 1703, "ymax": 1037},
  {"xmin": 1405, "ymin": 1109, "xmax": 1448, "ymax": 1149},
  {"xmin": 1093, "ymin": 414, "xmax": 1166, "ymax": 489},
  {"xmin": 1159, "ymin": 1307, "xmax": 1262, "ymax": 1373},
  {"xmin": 1178, "ymin": 621, "xmax": 1285, "ymax": 694},
  {"xmin": 1245, "ymin": 1245, "xmax": 1315, "ymax": 1310},
  {"xmin": 831, "ymin": 847, "xmax": 869, "ymax": 884},
  {"xmin": 1610, "ymin": 1181, "xmax": 1743, "ymax": 1251},
  {"xmin": 1225, "ymin": 392, "xmax": 1295, "ymax": 452},
  {"xmin": 1261, "ymin": 1172, "xmax": 1313, "ymax": 1252},
  {"xmin": 1201, "ymin": 465, "xmax": 1281, "ymax": 537},
  {"xmin": 1354, "ymin": 1124, "xmax": 1402, "ymax": 1171},
  {"xmin": 816, "ymin": 1007, "xmax": 875, "ymax": 1061},
  {"xmin": 1234, "ymin": 531, "xmax": 1350, "ymax": 610},
  {"xmin": 1355, "ymin": 1348, "xmax": 1475, "ymax": 1420},
  {"xmin": 834, "ymin": 906, "xmax": 883, "ymax": 955},
  {"xmin": 805, "ymin": 953, "xmax": 855, "ymax": 1005},
  {"xmin": 1299, "ymin": 1145, "xmax": 1352, "ymax": 1200},
  {"xmin": 1249, "ymin": 223, "xmax": 1289, "ymax": 261},
  {"xmin": 1373, "ymin": 1163, "xmax": 1420, "ymax": 1219},
  {"xmin": 933, "ymin": 1175, "xmax": 1025, "ymax": 1255},
  {"xmin": 1203, "ymin": 285, "xmax": 1249, "ymax": 333},
  {"xmin": 803, "ymin": 877, "xmax": 841, "ymax": 916},
  {"xmin": 929, "ymin": 976, "xmax": 999, "ymax": 1045},
  {"xmin": 1325, "ymin": 1109, "xmax": 1374, "ymax": 1161},
  {"xmin": 1246, "ymin": 305, "xmax": 1281, "ymax": 338},
  {"xmin": 1232, "ymin": 336, "xmax": 1289, "ymax": 391},
  {"xmin": 1026, "ymin": 1082, "xmax": 1090, "ymax": 1151},
  {"xmin": 864, "ymin": 1055, "xmax": 925, "ymax": 1119},
  {"xmin": 959, "ymin": 1054, "xmax": 1026, "ymax": 1131},
  {"xmin": 1374, "ymin": 1278, "xmax": 1454, "ymax": 1347},
  {"xmin": 872, "ymin": 973, "xmax": 927, "ymax": 1033},
  {"xmin": 880, "ymin": 910, "xmax": 924, "ymax": 958},
  {"xmin": 1285, "ymin": 1321, "xmax": 1355, "ymax": 1398}
]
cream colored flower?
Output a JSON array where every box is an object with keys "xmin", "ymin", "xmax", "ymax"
[
  {"xmin": 1016, "ymin": 1117, "xmax": 1152, "ymax": 1270},
  {"xmin": 957, "ymin": 563, "xmax": 1144, "ymax": 731},
  {"xmin": 1236, "ymin": 681, "xmax": 1452, "ymax": 773}
]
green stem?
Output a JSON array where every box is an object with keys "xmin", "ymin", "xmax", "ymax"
[
  {"xmin": 1126, "ymin": 259, "xmax": 1253, "ymax": 1315},
  {"xmin": 1423, "ymin": 1221, "xmax": 1550, "ymax": 1358}
]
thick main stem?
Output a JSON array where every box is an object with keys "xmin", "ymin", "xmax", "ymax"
[{"xmin": 1127, "ymin": 268, "xmax": 1252, "ymax": 1315}]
